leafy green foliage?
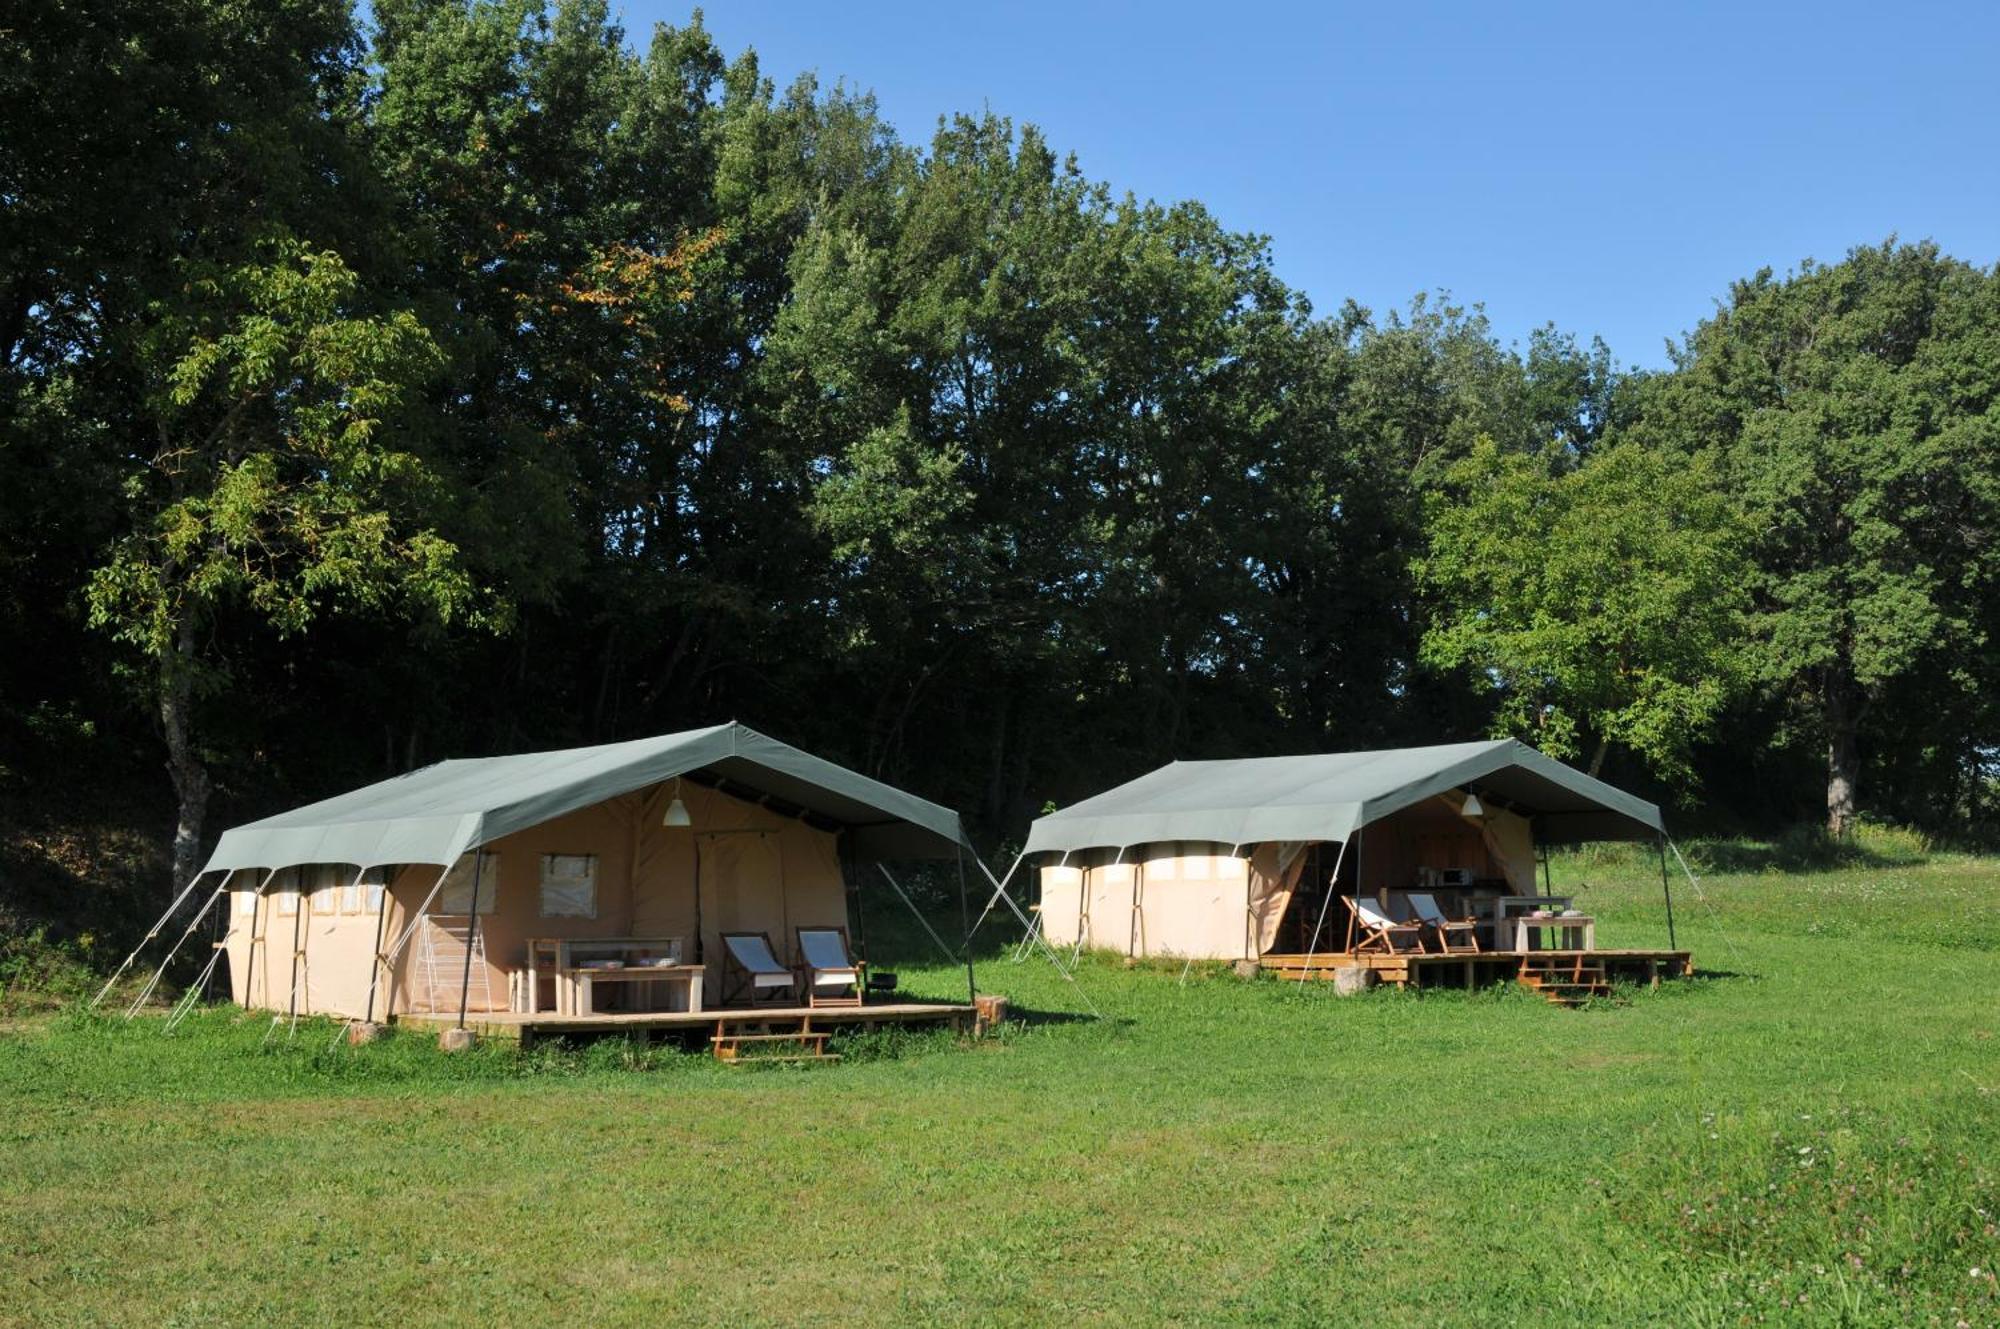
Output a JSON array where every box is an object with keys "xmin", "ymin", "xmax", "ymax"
[
  {"xmin": 1632, "ymin": 240, "xmax": 2000, "ymax": 830},
  {"xmin": 87, "ymin": 237, "xmax": 471, "ymax": 656},
  {"xmin": 2, "ymin": 0, "xmax": 1998, "ymax": 925},
  {"xmin": 1418, "ymin": 438, "xmax": 1750, "ymax": 786}
]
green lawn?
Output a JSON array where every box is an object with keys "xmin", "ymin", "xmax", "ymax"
[{"xmin": 4, "ymin": 841, "xmax": 1998, "ymax": 1327}]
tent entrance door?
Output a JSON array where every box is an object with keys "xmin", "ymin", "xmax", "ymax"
[{"xmin": 1277, "ymin": 843, "xmax": 1357, "ymax": 953}]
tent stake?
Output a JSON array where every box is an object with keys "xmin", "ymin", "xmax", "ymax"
[{"xmin": 457, "ymin": 850, "xmax": 486, "ymax": 1029}]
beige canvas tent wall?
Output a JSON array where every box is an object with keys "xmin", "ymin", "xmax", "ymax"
[
  {"xmin": 194, "ymin": 723, "xmax": 971, "ymax": 1021},
  {"xmin": 1026, "ymin": 739, "xmax": 1661, "ymax": 962}
]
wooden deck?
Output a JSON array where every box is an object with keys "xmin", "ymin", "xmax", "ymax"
[
  {"xmin": 1261, "ymin": 948, "xmax": 1692, "ymax": 990},
  {"xmin": 394, "ymin": 1000, "xmax": 976, "ymax": 1048}
]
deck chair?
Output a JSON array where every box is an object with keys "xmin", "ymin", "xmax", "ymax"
[
  {"xmin": 720, "ymin": 932, "xmax": 797, "ymax": 1008},
  {"xmin": 794, "ymin": 926, "xmax": 865, "ymax": 1008},
  {"xmin": 1409, "ymin": 893, "xmax": 1480, "ymax": 953},
  {"xmin": 1344, "ymin": 897, "xmax": 1426, "ymax": 954}
]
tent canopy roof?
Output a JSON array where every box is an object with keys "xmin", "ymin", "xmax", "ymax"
[
  {"xmin": 1024, "ymin": 738, "xmax": 1662, "ymax": 858},
  {"xmin": 202, "ymin": 722, "xmax": 969, "ymax": 875}
]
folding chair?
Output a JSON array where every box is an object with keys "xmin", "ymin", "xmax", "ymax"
[
  {"xmin": 720, "ymin": 932, "xmax": 797, "ymax": 1008},
  {"xmin": 1344, "ymin": 897, "xmax": 1427, "ymax": 954},
  {"xmin": 1409, "ymin": 893, "xmax": 1480, "ymax": 953},
  {"xmin": 793, "ymin": 925, "xmax": 864, "ymax": 1008}
]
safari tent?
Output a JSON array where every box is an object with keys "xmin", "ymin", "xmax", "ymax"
[
  {"xmin": 171, "ymin": 723, "xmax": 976, "ymax": 1029},
  {"xmin": 1021, "ymin": 739, "xmax": 1687, "ymax": 992}
]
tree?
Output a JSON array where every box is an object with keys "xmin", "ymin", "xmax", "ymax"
[
  {"xmin": 86, "ymin": 237, "xmax": 479, "ymax": 889},
  {"xmin": 1631, "ymin": 241, "xmax": 2000, "ymax": 834},
  {"xmin": 1416, "ymin": 437, "xmax": 1749, "ymax": 786}
]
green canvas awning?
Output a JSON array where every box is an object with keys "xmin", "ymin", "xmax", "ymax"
[
  {"xmin": 1024, "ymin": 738, "xmax": 1662, "ymax": 857},
  {"xmin": 201, "ymin": 721, "xmax": 969, "ymax": 874}
]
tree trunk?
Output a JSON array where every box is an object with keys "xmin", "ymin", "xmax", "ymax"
[
  {"xmin": 160, "ymin": 619, "xmax": 212, "ymax": 895},
  {"xmin": 1587, "ymin": 736, "xmax": 1610, "ymax": 779},
  {"xmin": 1825, "ymin": 682, "xmax": 1860, "ymax": 839}
]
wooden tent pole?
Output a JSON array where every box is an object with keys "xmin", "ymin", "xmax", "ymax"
[
  {"xmin": 243, "ymin": 885, "xmax": 264, "ymax": 1009},
  {"xmin": 456, "ymin": 851, "xmax": 486, "ymax": 1029},
  {"xmin": 363, "ymin": 872, "xmax": 390, "ymax": 1023},
  {"xmin": 284, "ymin": 874, "xmax": 306, "ymax": 1025}
]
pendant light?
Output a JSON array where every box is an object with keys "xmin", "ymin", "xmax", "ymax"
[
  {"xmin": 662, "ymin": 776, "xmax": 692, "ymax": 828},
  {"xmin": 1459, "ymin": 790, "xmax": 1485, "ymax": 819}
]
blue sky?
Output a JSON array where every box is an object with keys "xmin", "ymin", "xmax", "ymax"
[{"xmin": 627, "ymin": 2, "xmax": 1996, "ymax": 368}]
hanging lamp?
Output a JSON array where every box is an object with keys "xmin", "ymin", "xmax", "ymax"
[{"xmin": 662, "ymin": 776, "xmax": 692, "ymax": 827}]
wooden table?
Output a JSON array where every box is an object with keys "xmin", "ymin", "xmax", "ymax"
[
  {"xmin": 1510, "ymin": 913, "xmax": 1595, "ymax": 952},
  {"xmin": 519, "ymin": 938, "xmax": 699, "ymax": 1015},
  {"xmin": 1492, "ymin": 895, "xmax": 1573, "ymax": 950},
  {"xmin": 569, "ymin": 963, "xmax": 703, "ymax": 1017}
]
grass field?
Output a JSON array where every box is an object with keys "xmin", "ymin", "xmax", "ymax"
[{"xmin": 4, "ymin": 837, "xmax": 1998, "ymax": 1327}]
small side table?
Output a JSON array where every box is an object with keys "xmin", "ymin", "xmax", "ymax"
[{"xmin": 1511, "ymin": 914, "xmax": 1595, "ymax": 952}]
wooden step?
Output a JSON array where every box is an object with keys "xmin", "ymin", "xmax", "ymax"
[{"xmin": 714, "ymin": 1031, "xmax": 829, "ymax": 1045}]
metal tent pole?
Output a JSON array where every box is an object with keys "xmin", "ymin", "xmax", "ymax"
[
  {"xmin": 368, "ymin": 862, "xmax": 456, "ymax": 1026},
  {"xmin": 876, "ymin": 864, "xmax": 963, "ymax": 968},
  {"xmin": 456, "ymin": 851, "xmax": 486, "ymax": 1029},
  {"xmin": 124, "ymin": 877, "xmax": 231, "ymax": 1019},
  {"xmin": 1295, "ymin": 837, "xmax": 1352, "ymax": 985},
  {"xmin": 968, "ymin": 852, "xmax": 1026, "ymax": 940},
  {"xmin": 89, "ymin": 869, "xmax": 212, "ymax": 1009},
  {"xmin": 955, "ymin": 844, "xmax": 978, "ymax": 1005},
  {"xmin": 1655, "ymin": 833, "xmax": 1678, "ymax": 950},
  {"xmin": 969, "ymin": 854, "xmax": 1099, "ymax": 1016},
  {"xmin": 841, "ymin": 834, "xmax": 869, "ymax": 969}
]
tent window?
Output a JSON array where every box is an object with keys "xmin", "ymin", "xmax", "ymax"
[
  {"xmin": 1148, "ymin": 857, "xmax": 1179, "ymax": 881},
  {"xmin": 1217, "ymin": 855, "xmax": 1249, "ymax": 881},
  {"xmin": 438, "ymin": 852, "xmax": 499, "ymax": 915},
  {"xmin": 308, "ymin": 864, "xmax": 342, "ymax": 915},
  {"xmin": 270, "ymin": 867, "xmax": 301, "ymax": 915},
  {"xmin": 235, "ymin": 889, "xmax": 257, "ymax": 916},
  {"xmin": 539, "ymin": 854, "xmax": 597, "ymax": 918},
  {"xmin": 343, "ymin": 866, "xmax": 386, "ymax": 914},
  {"xmin": 1041, "ymin": 866, "xmax": 1082, "ymax": 888}
]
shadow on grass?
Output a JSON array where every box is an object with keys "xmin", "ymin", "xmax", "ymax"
[{"xmin": 1686, "ymin": 822, "xmax": 1932, "ymax": 874}]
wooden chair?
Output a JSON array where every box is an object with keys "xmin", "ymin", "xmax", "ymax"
[
  {"xmin": 1344, "ymin": 897, "xmax": 1426, "ymax": 954},
  {"xmin": 720, "ymin": 932, "xmax": 797, "ymax": 1008},
  {"xmin": 1409, "ymin": 893, "xmax": 1480, "ymax": 953},
  {"xmin": 793, "ymin": 925, "xmax": 864, "ymax": 1008}
]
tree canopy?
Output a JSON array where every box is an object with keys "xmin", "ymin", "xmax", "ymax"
[{"xmin": 3, "ymin": 0, "xmax": 1996, "ymax": 900}]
